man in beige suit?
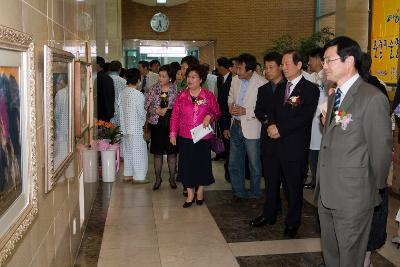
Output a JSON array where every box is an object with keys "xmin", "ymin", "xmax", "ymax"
[
  {"xmin": 316, "ymin": 36, "xmax": 392, "ymax": 267},
  {"xmin": 228, "ymin": 53, "xmax": 267, "ymax": 201}
]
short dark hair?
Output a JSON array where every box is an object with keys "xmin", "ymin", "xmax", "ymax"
[
  {"xmin": 236, "ymin": 53, "xmax": 257, "ymax": 72},
  {"xmin": 308, "ymin": 47, "xmax": 323, "ymax": 59},
  {"xmin": 126, "ymin": 68, "xmax": 141, "ymax": 85},
  {"xmin": 283, "ymin": 50, "xmax": 303, "ymax": 65},
  {"xmin": 217, "ymin": 57, "xmax": 233, "ymax": 69},
  {"xmin": 360, "ymin": 52, "xmax": 372, "ymax": 80},
  {"xmin": 186, "ymin": 64, "xmax": 208, "ymax": 86},
  {"xmin": 96, "ymin": 56, "xmax": 106, "ymax": 68},
  {"xmin": 138, "ymin": 61, "xmax": 149, "ymax": 70},
  {"xmin": 263, "ymin": 52, "xmax": 282, "ymax": 66},
  {"xmin": 109, "ymin": 60, "xmax": 122, "ymax": 72},
  {"xmin": 119, "ymin": 68, "xmax": 127, "ymax": 78},
  {"xmin": 170, "ymin": 61, "xmax": 181, "ymax": 72},
  {"xmin": 150, "ymin": 59, "xmax": 160, "ymax": 67},
  {"xmin": 159, "ymin": 64, "xmax": 176, "ymax": 83},
  {"xmin": 180, "ymin": 56, "xmax": 199, "ymax": 67},
  {"xmin": 103, "ymin": 62, "xmax": 110, "ymax": 72},
  {"xmin": 323, "ymin": 36, "xmax": 362, "ymax": 71}
]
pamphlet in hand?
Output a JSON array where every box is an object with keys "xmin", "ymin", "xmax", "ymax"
[{"xmin": 190, "ymin": 124, "xmax": 213, "ymax": 144}]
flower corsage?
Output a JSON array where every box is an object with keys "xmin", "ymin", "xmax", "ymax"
[
  {"xmin": 194, "ymin": 96, "xmax": 207, "ymax": 106},
  {"xmin": 287, "ymin": 96, "xmax": 301, "ymax": 108},
  {"xmin": 334, "ymin": 109, "xmax": 353, "ymax": 130}
]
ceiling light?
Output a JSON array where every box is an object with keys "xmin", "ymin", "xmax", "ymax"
[{"xmin": 157, "ymin": 0, "xmax": 167, "ymax": 3}]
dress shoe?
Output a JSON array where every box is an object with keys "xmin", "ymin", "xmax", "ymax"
[
  {"xmin": 183, "ymin": 199, "xmax": 194, "ymax": 208},
  {"xmin": 304, "ymin": 183, "xmax": 315, "ymax": 189},
  {"xmin": 169, "ymin": 178, "xmax": 177, "ymax": 189},
  {"xmin": 152, "ymin": 179, "xmax": 162, "ymax": 190},
  {"xmin": 317, "ymin": 262, "xmax": 326, "ymax": 267},
  {"xmin": 196, "ymin": 198, "xmax": 204, "ymax": 205},
  {"xmin": 231, "ymin": 196, "xmax": 247, "ymax": 204},
  {"xmin": 249, "ymin": 216, "xmax": 276, "ymax": 227},
  {"xmin": 284, "ymin": 226, "xmax": 298, "ymax": 238}
]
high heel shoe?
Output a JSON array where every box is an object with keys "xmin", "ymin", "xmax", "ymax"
[
  {"xmin": 183, "ymin": 199, "xmax": 194, "ymax": 208},
  {"xmin": 196, "ymin": 198, "xmax": 204, "ymax": 206},
  {"xmin": 169, "ymin": 178, "xmax": 177, "ymax": 189},
  {"xmin": 392, "ymin": 236, "xmax": 400, "ymax": 249},
  {"xmin": 152, "ymin": 179, "xmax": 162, "ymax": 190}
]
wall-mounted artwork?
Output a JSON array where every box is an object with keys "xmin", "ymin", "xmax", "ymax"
[
  {"xmin": 74, "ymin": 61, "xmax": 90, "ymax": 137},
  {"xmin": 44, "ymin": 46, "xmax": 75, "ymax": 193},
  {"xmin": 0, "ymin": 25, "xmax": 38, "ymax": 266}
]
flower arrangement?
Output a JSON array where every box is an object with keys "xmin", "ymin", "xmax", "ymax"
[
  {"xmin": 160, "ymin": 92, "xmax": 169, "ymax": 108},
  {"xmin": 287, "ymin": 96, "xmax": 301, "ymax": 108},
  {"xmin": 95, "ymin": 120, "xmax": 122, "ymax": 144},
  {"xmin": 334, "ymin": 109, "xmax": 353, "ymax": 130},
  {"xmin": 194, "ymin": 96, "xmax": 207, "ymax": 106}
]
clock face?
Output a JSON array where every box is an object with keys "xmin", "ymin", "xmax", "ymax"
[{"xmin": 150, "ymin": 13, "xmax": 169, "ymax": 33}]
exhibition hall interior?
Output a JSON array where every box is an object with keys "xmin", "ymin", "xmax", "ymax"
[{"xmin": 0, "ymin": 0, "xmax": 399, "ymax": 266}]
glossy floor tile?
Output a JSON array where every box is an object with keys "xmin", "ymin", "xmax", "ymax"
[{"xmin": 74, "ymin": 157, "xmax": 400, "ymax": 266}]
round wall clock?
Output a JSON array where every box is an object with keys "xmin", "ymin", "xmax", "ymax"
[{"xmin": 150, "ymin": 13, "xmax": 169, "ymax": 33}]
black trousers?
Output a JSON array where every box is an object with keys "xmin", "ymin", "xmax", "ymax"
[
  {"xmin": 262, "ymin": 156, "xmax": 307, "ymax": 228},
  {"xmin": 223, "ymin": 136, "xmax": 230, "ymax": 180}
]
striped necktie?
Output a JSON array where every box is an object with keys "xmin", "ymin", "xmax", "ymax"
[
  {"xmin": 283, "ymin": 81, "xmax": 292, "ymax": 104},
  {"xmin": 330, "ymin": 88, "xmax": 342, "ymax": 123}
]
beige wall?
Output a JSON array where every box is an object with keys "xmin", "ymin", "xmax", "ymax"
[
  {"xmin": 0, "ymin": 0, "xmax": 98, "ymax": 266},
  {"xmin": 122, "ymin": 0, "xmax": 316, "ymax": 62},
  {"xmin": 199, "ymin": 42, "xmax": 215, "ymax": 69},
  {"xmin": 335, "ymin": 0, "xmax": 369, "ymax": 51}
]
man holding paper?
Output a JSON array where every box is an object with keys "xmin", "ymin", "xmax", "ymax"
[{"xmin": 170, "ymin": 64, "xmax": 220, "ymax": 208}]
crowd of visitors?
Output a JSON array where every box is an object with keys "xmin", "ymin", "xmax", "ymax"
[{"xmin": 95, "ymin": 35, "xmax": 399, "ymax": 267}]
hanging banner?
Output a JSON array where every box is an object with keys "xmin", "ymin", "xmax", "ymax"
[{"xmin": 371, "ymin": 0, "xmax": 400, "ymax": 84}]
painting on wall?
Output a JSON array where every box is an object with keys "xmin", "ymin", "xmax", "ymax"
[
  {"xmin": 44, "ymin": 45, "xmax": 75, "ymax": 193},
  {"xmin": 0, "ymin": 25, "xmax": 38, "ymax": 266},
  {"xmin": 74, "ymin": 61, "xmax": 90, "ymax": 137}
]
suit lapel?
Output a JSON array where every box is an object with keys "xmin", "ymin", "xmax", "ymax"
[
  {"xmin": 325, "ymin": 77, "xmax": 363, "ymax": 133},
  {"xmin": 243, "ymin": 73, "xmax": 257, "ymax": 104}
]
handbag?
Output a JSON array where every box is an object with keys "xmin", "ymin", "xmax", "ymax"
[{"xmin": 211, "ymin": 122, "xmax": 225, "ymax": 154}]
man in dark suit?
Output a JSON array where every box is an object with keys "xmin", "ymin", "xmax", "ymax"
[
  {"xmin": 95, "ymin": 56, "xmax": 115, "ymax": 122},
  {"xmin": 216, "ymin": 57, "xmax": 233, "ymax": 180},
  {"xmin": 250, "ymin": 50, "xmax": 319, "ymax": 238},
  {"xmin": 317, "ymin": 36, "xmax": 392, "ymax": 267}
]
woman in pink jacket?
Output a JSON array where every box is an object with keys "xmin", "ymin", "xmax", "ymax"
[{"xmin": 170, "ymin": 64, "xmax": 221, "ymax": 208}]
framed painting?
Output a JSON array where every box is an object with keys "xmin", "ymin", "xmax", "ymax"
[
  {"xmin": 44, "ymin": 46, "xmax": 75, "ymax": 193},
  {"xmin": 74, "ymin": 60, "xmax": 90, "ymax": 137},
  {"xmin": 0, "ymin": 26, "xmax": 38, "ymax": 265}
]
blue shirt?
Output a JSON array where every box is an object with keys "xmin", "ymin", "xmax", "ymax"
[{"xmin": 234, "ymin": 79, "xmax": 250, "ymax": 120}]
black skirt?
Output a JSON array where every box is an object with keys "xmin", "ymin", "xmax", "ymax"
[
  {"xmin": 150, "ymin": 111, "xmax": 178, "ymax": 155},
  {"xmin": 177, "ymin": 137, "xmax": 215, "ymax": 188}
]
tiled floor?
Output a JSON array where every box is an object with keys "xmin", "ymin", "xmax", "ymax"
[{"xmin": 75, "ymin": 156, "xmax": 400, "ymax": 267}]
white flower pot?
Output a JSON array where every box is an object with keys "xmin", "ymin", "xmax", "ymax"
[
  {"xmin": 101, "ymin": 150, "xmax": 116, "ymax": 182},
  {"xmin": 82, "ymin": 150, "xmax": 98, "ymax": 183}
]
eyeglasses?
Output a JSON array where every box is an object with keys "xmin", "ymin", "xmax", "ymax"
[{"xmin": 322, "ymin": 57, "xmax": 342, "ymax": 65}]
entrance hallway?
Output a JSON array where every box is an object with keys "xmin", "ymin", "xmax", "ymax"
[{"xmin": 75, "ymin": 157, "xmax": 400, "ymax": 267}]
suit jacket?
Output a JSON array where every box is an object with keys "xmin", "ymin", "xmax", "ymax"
[
  {"xmin": 217, "ymin": 73, "xmax": 232, "ymax": 131},
  {"xmin": 255, "ymin": 79, "xmax": 287, "ymax": 156},
  {"xmin": 228, "ymin": 73, "xmax": 267, "ymax": 139},
  {"xmin": 95, "ymin": 70, "xmax": 115, "ymax": 121},
  {"xmin": 316, "ymin": 77, "xmax": 392, "ymax": 211},
  {"xmin": 267, "ymin": 76, "xmax": 320, "ymax": 160}
]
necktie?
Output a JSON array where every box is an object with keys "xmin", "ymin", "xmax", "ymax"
[
  {"xmin": 330, "ymin": 88, "xmax": 342, "ymax": 123},
  {"xmin": 141, "ymin": 75, "xmax": 147, "ymax": 93},
  {"xmin": 283, "ymin": 81, "xmax": 292, "ymax": 103}
]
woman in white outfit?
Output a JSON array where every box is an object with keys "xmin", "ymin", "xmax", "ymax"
[{"xmin": 118, "ymin": 68, "xmax": 148, "ymax": 183}]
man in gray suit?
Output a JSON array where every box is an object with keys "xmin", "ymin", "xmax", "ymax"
[{"xmin": 316, "ymin": 36, "xmax": 392, "ymax": 267}]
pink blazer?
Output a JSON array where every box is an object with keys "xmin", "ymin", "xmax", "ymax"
[{"xmin": 170, "ymin": 88, "xmax": 221, "ymax": 140}]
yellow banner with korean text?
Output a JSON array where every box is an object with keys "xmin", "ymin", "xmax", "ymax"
[{"xmin": 371, "ymin": 0, "xmax": 399, "ymax": 84}]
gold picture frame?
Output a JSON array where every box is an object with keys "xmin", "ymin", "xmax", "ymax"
[
  {"xmin": 44, "ymin": 46, "xmax": 75, "ymax": 193},
  {"xmin": 0, "ymin": 25, "xmax": 38, "ymax": 265},
  {"xmin": 74, "ymin": 60, "xmax": 90, "ymax": 137}
]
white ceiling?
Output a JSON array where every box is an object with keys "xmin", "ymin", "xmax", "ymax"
[{"xmin": 131, "ymin": 0, "xmax": 190, "ymax": 6}]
